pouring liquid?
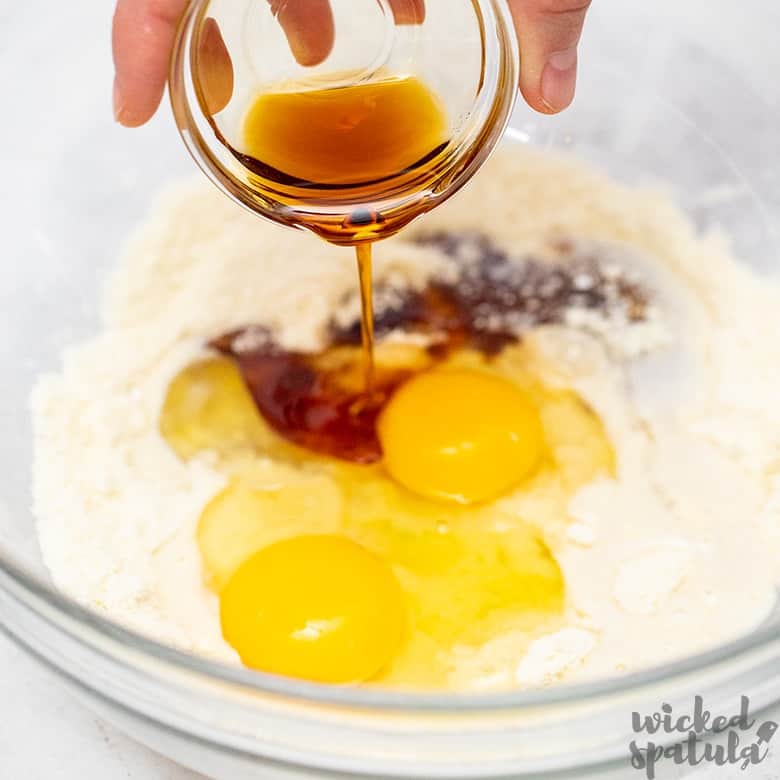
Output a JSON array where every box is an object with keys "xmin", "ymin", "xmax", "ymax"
[
  {"xmin": 236, "ymin": 76, "xmax": 449, "ymax": 392},
  {"xmin": 355, "ymin": 243, "xmax": 375, "ymax": 390}
]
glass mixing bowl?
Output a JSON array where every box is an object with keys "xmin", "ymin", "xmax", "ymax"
[{"xmin": 2, "ymin": 1, "xmax": 780, "ymax": 778}]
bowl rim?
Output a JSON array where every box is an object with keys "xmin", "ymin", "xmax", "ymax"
[{"xmin": 2, "ymin": 541, "xmax": 779, "ymax": 712}]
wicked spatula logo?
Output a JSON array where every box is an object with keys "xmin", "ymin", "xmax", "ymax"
[{"xmin": 630, "ymin": 697, "xmax": 777, "ymax": 778}]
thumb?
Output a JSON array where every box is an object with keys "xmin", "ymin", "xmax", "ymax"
[{"xmin": 509, "ymin": 0, "xmax": 592, "ymax": 114}]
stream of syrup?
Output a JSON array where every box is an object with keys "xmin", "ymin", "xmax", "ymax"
[
  {"xmin": 355, "ymin": 243, "xmax": 375, "ymax": 389},
  {"xmin": 226, "ymin": 75, "xmax": 449, "ymax": 392}
]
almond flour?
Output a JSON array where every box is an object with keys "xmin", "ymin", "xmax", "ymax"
[{"xmin": 32, "ymin": 147, "xmax": 780, "ymax": 689}]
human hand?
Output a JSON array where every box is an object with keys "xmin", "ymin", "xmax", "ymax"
[{"xmin": 112, "ymin": 0, "xmax": 591, "ymax": 127}]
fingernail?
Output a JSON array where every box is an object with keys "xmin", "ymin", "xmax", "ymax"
[
  {"xmin": 113, "ymin": 80, "xmax": 128, "ymax": 124},
  {"xmin": 198, "ymin": 17, "xmax": 235, "ymax": 115},
  {"xmin": 541, "ymin": 48, "xmax": 578, "ymax": 113}
]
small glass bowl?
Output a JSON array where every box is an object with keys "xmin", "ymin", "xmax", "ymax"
[{"xmin": 169, "ymin": 0, "xmax": 519, "ymax": 244}]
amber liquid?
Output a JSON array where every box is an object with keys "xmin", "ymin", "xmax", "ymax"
[
  {"xmin": 355, "ymin": 243, "xmax": 375, "ymax": 389},
  {"xmin": 237, "ymin": 76, "xmax": 449, "ymax": 391},
  {"xmin": 241, "ymin": 76, "xmax": 448, "ymax": 187}
]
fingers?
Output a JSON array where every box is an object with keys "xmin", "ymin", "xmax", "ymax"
[
  {"xmin": 387, "ymin": 0, "xmax": 426, "ymax": 24},
  {"xmin": 197, "ymin": 18, "xmax": 234, "ymax": 115},
  {"xmin": 267, "ymin": 0, "xmax": 335, "ymax": 67},
  {"xmin": 113, "ymin": 0, "xmax": 189, "ymax": 127},
  {"xmin": 112, "ymin": 0, "xmax": 427, "ymax": 128},
  {"xmin": 508, "ymin": 0, "xmax": 592, "ymax": 114},
  {"xmin": 267, "ymin": 1, "xmax": 424, "ymax": 67}
]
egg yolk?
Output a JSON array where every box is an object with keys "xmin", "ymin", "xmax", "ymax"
[
  {"xmin": 378, "ymin": 369, "xmax": 544, "ymax": 504},
  {"xmin": 220, "ymin": 535, "xmax": 406, "ymax": 683}
]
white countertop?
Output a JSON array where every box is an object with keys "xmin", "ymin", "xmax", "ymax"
[{"xmin": 0, "ymin": 632, "xmax": 203, "ymax": 780}]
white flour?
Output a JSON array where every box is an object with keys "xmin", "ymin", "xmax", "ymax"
[{"xmin": 32, "ymin": 147, "xmax": 780, "ymax": 688}]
